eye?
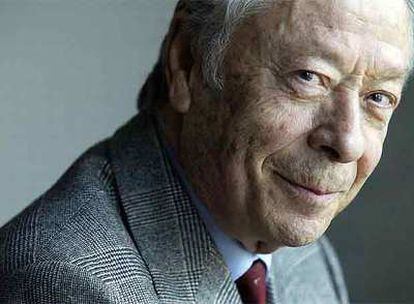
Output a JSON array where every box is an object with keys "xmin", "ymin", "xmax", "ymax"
[
  {"xmin": 287, "ymin": 70, "xmax": 329, "ymax": 98},
  {"xmin": 296, "ymin": 70, "xmax": 323, "ymax": 86},
  {"xmin": 365, "ymin": 91, "xmax": 397, "ymax": 109}
]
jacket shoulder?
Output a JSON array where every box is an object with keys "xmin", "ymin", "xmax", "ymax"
[
  {"xmin": 270, "ymin": 236, "xmax": 349, "ymax": 304},
  {"xmin": 0, "ymin": 141, "xmax": 135, "ymax": 273},
  {"xmin": 0, "ymin": 139, "xmax": 158, "ymax": 303}
]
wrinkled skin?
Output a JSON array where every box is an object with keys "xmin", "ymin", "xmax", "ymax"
[{"xmin": 161, "ymin": 0, "xmax": 413, "ymax": 253}]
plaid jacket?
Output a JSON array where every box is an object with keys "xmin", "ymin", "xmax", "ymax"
[{"xmin": 0, "ymin": 113, "xmax": 349, "ymax": 303}]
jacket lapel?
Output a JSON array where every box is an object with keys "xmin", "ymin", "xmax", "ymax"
[{"xmin": 108, "ymin": 113, "xmax": 242, "ymax": 303}]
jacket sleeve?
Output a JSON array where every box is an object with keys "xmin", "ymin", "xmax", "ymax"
[{"xmin": 0, "ymin": 261, "xmax": 113, "ymax": 304}]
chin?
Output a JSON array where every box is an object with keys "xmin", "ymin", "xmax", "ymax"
[
  {"xmin": 256, "ymin": 208, "xmax": 335, "ymax": 251},
  {"xmin": 266, "ymin": 185, "xmax": 342, "ymax": 247},
  {"xmin": 278, "ymin": 215, "xmax": 333, "ymax": 248}
]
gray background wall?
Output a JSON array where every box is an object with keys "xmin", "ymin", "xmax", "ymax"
[{"xmin": 0, "ymin": 1, "xmax": 412, "ymax": 303}]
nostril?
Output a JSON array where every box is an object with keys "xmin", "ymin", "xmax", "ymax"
[{"xmin": 320, "ymin": 145, "xmax": 340, "ymax": 160}]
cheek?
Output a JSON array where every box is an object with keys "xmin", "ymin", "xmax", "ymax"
[
  {"xmin": 357, "ymin": 128, "xmax": 386, "ymax": 181},
  {"xmin": 337, "ymin": 129, "xmax": 385, "ymax": 213},
  {"xmin": 244, "ymin": 100, "xmax": 317, "ymax": 157}
]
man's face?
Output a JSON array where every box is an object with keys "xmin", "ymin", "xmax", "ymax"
[{"xmin": 178, "ymin": 0, "xmax": 412, "ymax": 253}]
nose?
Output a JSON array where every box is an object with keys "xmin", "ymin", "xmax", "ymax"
[{"xmin": 308, "ymin": 89, "xmax": 365, "ymax": 163}]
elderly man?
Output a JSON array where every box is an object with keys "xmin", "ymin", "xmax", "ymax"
[{"xmin": 0, "ymin": 0, "xmax": 412, "ymax": 303}]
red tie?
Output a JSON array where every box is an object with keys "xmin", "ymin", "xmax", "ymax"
[{"xmin": 235, "ymin": 260, "xmax": 267, "ymax": 304}]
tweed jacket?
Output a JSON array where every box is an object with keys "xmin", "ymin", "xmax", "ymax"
[{"xmin": 0, "ymin": 113, "xmax": 349, "ymax": 304}]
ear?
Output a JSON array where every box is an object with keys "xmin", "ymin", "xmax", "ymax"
[{"xmin": 165, "ymin": 3, "xmax": 194, "ymax": 114}]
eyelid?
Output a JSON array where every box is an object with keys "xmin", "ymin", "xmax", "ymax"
[
  {"xmin": 295, "ymin": 70, "xmax": 330, "ymax": 88},
  {"xmin": 287, "ymin": 56, "xmax": 343, "ymax": 80},
  {"xmin": 317, "ymin": 72, "xmax": 331, "ymax": 87}
]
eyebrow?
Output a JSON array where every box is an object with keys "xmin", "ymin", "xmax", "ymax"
[
  {"xmin": 312, "ymin": 38, "xmax": 410, "ymax": 82},
  {"xmin": 364, "ymin": 69, "xmax": 410, "ymax": 82}
]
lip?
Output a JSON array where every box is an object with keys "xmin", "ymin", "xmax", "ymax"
[
  {"xmin": 274, "ymin": 171, "xmax": 341, "ymax": 208},
  {"xmin": 279, "ymin": 174, "xmax": 336, "ymax": 196}
]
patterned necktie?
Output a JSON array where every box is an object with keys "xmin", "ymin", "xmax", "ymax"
[{"xmin": 235, "ymin": 259, "xmax": 267, "ymax": 304}]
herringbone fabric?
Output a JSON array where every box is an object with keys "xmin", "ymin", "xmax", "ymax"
[{"xmin": 0, "ymin": 113, "xmax": 349, "ymax": 303}]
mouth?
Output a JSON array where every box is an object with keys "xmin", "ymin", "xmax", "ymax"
[
  {"xmin": 277, "ymin": 174, "xmax": 337, "ymax": 196},
  {"xmin": 273, "ymin": 171, "xmax": 342, "ymax": 208}
]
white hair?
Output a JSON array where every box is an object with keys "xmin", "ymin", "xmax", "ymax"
[
  {"xmin": 185, "ymin": 0, "xmax": 271, "ymax": 91},
  {"xmin": 138, "ymin": 0, "xmax": 414, "ymax": 112}
]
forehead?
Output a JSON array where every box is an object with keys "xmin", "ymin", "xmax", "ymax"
[
  {"xmin": 288, "ymin": 0, "xmax": 411, "ymax": 46},
  {"xmin": 253, "ymin": 0, "xmax": 413, "ymax": 76}
]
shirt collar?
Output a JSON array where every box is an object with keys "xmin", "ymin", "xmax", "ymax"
[{"xmin": 162, "ymin": 143, "xmax": 272, "ymax": 281}]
